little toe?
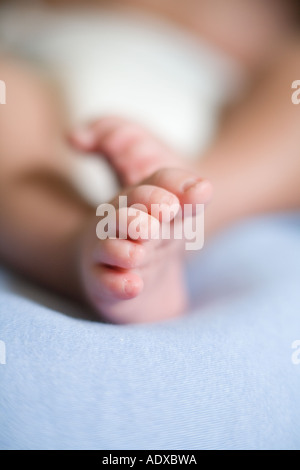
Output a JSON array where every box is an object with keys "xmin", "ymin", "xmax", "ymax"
[{"xmin": 91, "ymin": 266, "xmax": 144, "ymax": 302}]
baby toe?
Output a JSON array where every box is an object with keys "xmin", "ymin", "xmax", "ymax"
[
  {"xmin": 92, "ymin": 266, "xmax": 144, "ymax": 302},
  {"xmin": 93, "ymin": 238, "xmax": 145, "ymax": 269}
]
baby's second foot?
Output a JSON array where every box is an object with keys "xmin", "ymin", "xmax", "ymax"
[
  {"xmin": 78, "ymin": 168, "xmax": 212, "ymax": 324},
  {"xmin": 71, "ymin": 117, "xmax": 190, "ymax": 186}
]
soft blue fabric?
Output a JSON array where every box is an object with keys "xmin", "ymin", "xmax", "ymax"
[{"xmin": 0, "ymin": 214, "xmax": 300, "ymax": 450}]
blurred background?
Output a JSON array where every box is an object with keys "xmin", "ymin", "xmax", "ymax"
[
  {"xmin": 0, "ymin": 0, "xmax": 298, "ymax": 204},
  {"xmin": 1, "ymin": 0, "xmax": 300, "ymax": 451}
]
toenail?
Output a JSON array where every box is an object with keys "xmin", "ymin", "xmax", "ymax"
[
  {"xmin": 181, "ymin": 179, "xmax": 199, "ymax": 193},
  {"xmin": 160, "ymin": 193, "xmax": 179, "ymax": 207},
  {"xmin": 182, "ymin": 179, "xmax": 210, "ymax": 194},
  {"xmin": 123, "ymin": 279, "xmax": 135, "ymax": 295},
  {"xmin": 129, "ymin": 244, "xmax": 144, "ymax": 263},
  {"xmin": 193, "ymin": 180, "xmax": 213, "ymax": 200}
]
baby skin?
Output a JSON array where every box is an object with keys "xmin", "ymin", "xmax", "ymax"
[
  {"xmin": 1, "ymin": 37, "xmax": 299, "ymax": 325},
  {"xmin": 71, "ymin": 118, "xmax": 212, "ymax": 323}
]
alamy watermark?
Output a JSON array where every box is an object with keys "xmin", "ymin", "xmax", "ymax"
[
  {"xmin": 292, "ymin": 340, "xmax": 300, "ymax": 366},
  {"xmin": 0, "ymin": 340, "xmax": 6, "ymax": 365},
  {"xmin": 292, "ymin": 80, "xmax": 300, "ymax": 105},
  {"xmin": 96, "ymin": 196, "xmax": 205, "ymax": 251},
  {"xmin": 0, "ymin": 80, "xmax": 6, "ymax": 105}
]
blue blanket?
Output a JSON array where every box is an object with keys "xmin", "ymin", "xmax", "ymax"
[{"xmin": 0, "ymin": 214, "xmax": 300, "ymax": 450}]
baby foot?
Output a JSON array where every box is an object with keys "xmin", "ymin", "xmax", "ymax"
[
  {"xmin": 71, "ymin": 117, "xmax": 189, "ymax": 186},
  {"xmin": 78, "ymin": 168, "xmax": 212, "ymax": 324}
]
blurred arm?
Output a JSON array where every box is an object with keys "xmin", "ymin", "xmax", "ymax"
[
  {"xmin": 0, "ymin": 58, "xmax": 92, "ymax": 298},
  {"xmin": 199, "ymin": 38, "xmax": 300, "ymax": 234}
]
